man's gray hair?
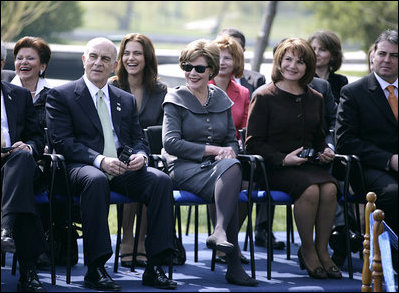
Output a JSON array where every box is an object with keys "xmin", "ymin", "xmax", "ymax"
[
  {"xmin": 84, "ymin": 37, "xmax": 117, "ymax": 61},
  {"xmin": 1, "ymin": 40, "xmax": 7, "ymax": 61}
]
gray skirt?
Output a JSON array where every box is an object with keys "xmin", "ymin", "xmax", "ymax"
[{"xmin": 169, "ymin": 158, "xmax": 240, "ymax": 201}]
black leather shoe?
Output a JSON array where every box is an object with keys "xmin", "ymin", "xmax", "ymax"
[
  {"xmin": 17, "ymin": 269, "xmax": 46, "ymax": 292},
  {"xmin": 255, "ymin": 228, "xmax": 285, "ymax": 250},
  {"xmin": 1, "ymin": 228, "xmax": 15, "ymax": 253},
  {"xmin": 142, "ymin": 265, "xmax": 177, "ymax": 289},
  {"xmin": 36, "ymin": 253, "xmax": 51, "ymax": 270},
  {"xmin": 215, "ymin": 254, "xmax": 250, "ymax": 264},
  {"xmin": 84, "ymin": 266, "xmax": 121, "ymax": 291},
  {"xmin": 225, "ymin": 271, "xmax": 258, "ymax": 287}
]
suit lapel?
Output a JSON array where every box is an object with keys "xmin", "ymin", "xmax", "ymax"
[
  {"xmin": 2, "ymin": 82, "xmax": 18, "ymax": 143},
  {"xmin": 74, "ymin": 78, "xmax": 103, "ymax": 134},
  {"xmin": 368, "ymin": 74, "xmax": 397, "ymax": 126},
  {"xmin": 109, "ymin": 86, "xmax": 121, "ymax": 138}
]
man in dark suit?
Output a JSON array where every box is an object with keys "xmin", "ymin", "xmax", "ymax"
[
  {"xmin": 1, "ymin": 55, "xmax": 47, "ymax": 290},
  {"xmin": 1, "ymin": 40, "xmax": 16, "ymax": 82},
  {"xmin": 218, "ymin": 28, "xmax": 266, "ymax": 98},
  {"xmin": 336, "ymin": 29, "xmax": 398, "ymax": 237},
  {"xmin": 46, "ymin": 37, "xmax": 177, "ymax": 290}
]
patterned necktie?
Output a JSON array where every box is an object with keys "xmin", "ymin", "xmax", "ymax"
[
  {"xmin": 96, "ymin": 90, "xmax": 117, "ymax": 159},
  {"xmin": 386, "ymin": 85, "xmax": 398, "ymax": 121}
]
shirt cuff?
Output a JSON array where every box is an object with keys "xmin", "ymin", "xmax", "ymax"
[{"xmin": 94, "ymin": 154, "xmax": 105, "ymax": 169}]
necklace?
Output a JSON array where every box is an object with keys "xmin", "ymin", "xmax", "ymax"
[{"xmin": 30, "ymin": 91, "xmax": 36, "ymax": 95}]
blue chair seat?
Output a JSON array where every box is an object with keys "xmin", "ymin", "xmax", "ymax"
[
  {"xmin": 173, "ymin": 190, "xmax": 210, "ymax": 204},
  {"xmin": 241, "ymin": 190, "xmax": 293, "ymax": 203},
  {"xmin": 35, "ymin": 191, "xmax": 50, "ymax": 204}
]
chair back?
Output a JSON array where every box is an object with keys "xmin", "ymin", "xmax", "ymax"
[{"xmin": 144, "ymin": 125, "xmax": 163, "ymax": 154}]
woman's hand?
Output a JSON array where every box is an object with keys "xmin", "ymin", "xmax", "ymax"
[
  {"xmin": 318, "ymin": 147, "xmax": 335, "ymax": 164},
  {"xmin": 282, "ymin": 147, "xmax": 308, "ymax": 166},
  {"xmin": 215, "ymin": 146, "xmax": 236, "ymax": 160}
]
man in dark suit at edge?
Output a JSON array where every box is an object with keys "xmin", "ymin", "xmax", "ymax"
[
  {"xmin": 335, "ymin": 29, "xmax": 398, "ymax": 236},
  {"xmin": 46, "ymin": 37, "xmax": 177, "ymax": 290}
]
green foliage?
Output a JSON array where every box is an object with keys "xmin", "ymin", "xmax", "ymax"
[
  {"xmin": 14, "ymin": 1, "xmax": 83, "ymax": 42},
  {"xmin": 303, "ymin": 1, "xmax": 398, "ymax": 52}
]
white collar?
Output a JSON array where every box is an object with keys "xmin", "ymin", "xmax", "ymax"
[
  {"xmin": 83, "ymin": 74, "xmax": 110, "ymax": 100},
  {"xmin": 373, "ymin": 72, "xmax": 398, "ymax": 90}
]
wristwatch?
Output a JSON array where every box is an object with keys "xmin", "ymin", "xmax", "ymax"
[{"xmin": 142, "ymin": 154, "xmax": 148, "ymax": 166}]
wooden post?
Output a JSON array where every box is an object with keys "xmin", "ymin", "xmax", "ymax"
[
  {"xmin": 361, "ymin": 192, "xmax": 376, "ymax": 292},
  {"xmin": 372, "ymin": 209, "xmax": 384, "ymax": 292}
]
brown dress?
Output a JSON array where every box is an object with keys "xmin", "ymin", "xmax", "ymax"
[{"xmin": 245, "ymin": 83, "xmax": 338, "ymax": 200}]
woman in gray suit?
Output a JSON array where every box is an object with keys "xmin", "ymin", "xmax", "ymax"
[{"xmin": 162, "ymin": 39, "xmax": 257, "ymax": 287}]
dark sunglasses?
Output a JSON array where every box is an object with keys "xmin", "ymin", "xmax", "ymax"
[{"xmin": 182, "ymin": 63, "xmax": 210, "ymax": 73}]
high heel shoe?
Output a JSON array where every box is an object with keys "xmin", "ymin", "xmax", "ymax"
[
  {"xmin": 324, "ymin": 265, "xmax": 342, "ymax": 279},
  {"xmin": 297, "ymin": 247, "xmax": 328, "ymax": 279},
  {"xmin": 206, "ymin": 234, "xmax": 234, "ymax": 254}
]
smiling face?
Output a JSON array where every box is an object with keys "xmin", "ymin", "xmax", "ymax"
[
  {"xmin": 122, "ymin": 40, "xmax": 145, "ymax": 77},
  {"xmin": 14, "ymin": 47, "xmax": 46, "ymax": 83},
  {"xmin": 83, "ymin": 40, "xmax": 117, "ymax": 88},
  {"xmin": 184, "ymin": 56, "xmax": 212, "ymax": 92},
  {"xmin": 280, "ymin": 49, "xmax": 307, "ymax": 82}
]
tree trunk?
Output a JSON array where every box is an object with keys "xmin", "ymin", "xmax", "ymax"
[
  {"xmin": 118, "ymin": 2, "xmax": 133, "ymax": 31},
  {"xmin": 251, "ymin": 1, "xmax": 278, "ymax": 72}
]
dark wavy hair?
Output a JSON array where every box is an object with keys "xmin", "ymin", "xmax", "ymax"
[
  {"xmin": 112, "ymin": 33, "xmax": 159, "ymax": 93},
  {"xmin": 307, "ymin": 30, "xmax": 343, "ymax": 73},
  {"xmin": 13, "ymin": 36, "xmax": 51, "ymax": 78}
]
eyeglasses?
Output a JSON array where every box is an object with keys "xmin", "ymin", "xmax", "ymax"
[{"xmin": 181, "ymin": 63, "xmax": 210, "ymax": 73}]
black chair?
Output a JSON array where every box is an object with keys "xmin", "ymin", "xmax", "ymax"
[
  {"xmin": 238, "ymin": 128, "xmax": 295, "ymax": 280},
  {"xmin": 332, "ymin": 154, "xmax": 367, "ymax": 279},
  {"xmin": 1, "ymin": 152, "xmax": 63, "ymax": 286},
  {"xmin": 52, "ymin": 157, "xmax": 146, "ymax": 284}
]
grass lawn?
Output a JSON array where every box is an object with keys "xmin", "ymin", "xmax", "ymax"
[{"xmin": 107, "ymin": 204, "xmax": 296, "ymax": 236}]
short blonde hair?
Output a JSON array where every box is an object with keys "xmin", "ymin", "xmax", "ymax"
[
  {"xmin": 213, "ymin": 35, "xmax": 244, "ymax": 78},
  {"xmin": 271, "ymin": 38, "xmax": 316, "ymax": 88},
  {"xmin": 179, "ymin": 39, "xmax": 219, "ymax": 80}
]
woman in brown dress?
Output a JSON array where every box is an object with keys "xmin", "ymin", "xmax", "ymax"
[{"xmin": 245, "ymin": 38, "xmax": 342, "ymax": 279}]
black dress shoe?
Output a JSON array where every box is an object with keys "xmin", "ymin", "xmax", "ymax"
[
  {"xmin": 36, "ymin": 253, "xmax": 51, "ymax": 270},
  {"xmin": 84, "ymin": 266, "xmax": 121, "ymax": 291},
  {"xmin": 225, "ymin": 271, "xmax": 258, "ymax": 287},
  {"xmin": 142, "ymin": 265, "xmax": 177, "ymax": 289},
  {"xmin": 215, "ymin": 254, "xmax": 249, "ymax": 264},
  {"xmin": 17, "ymin": 269, "xmax": 46, "ymax": 292},
  {"xmin": 1, "ymin": 228, "xmax": 15, "ymax": 253},
  {"xmin": 254, "ymin": 228, "xmax": 285, "ymax": 250}
]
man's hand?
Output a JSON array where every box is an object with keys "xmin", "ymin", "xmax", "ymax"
[
  {"xmin": 101, "ymin": 157, "xmax": 128, "ymax": 176},
  {"xmin": 390, "ymin": 154, "xmax": 398, "ymax": 172},
  {"xmin": 1, "ymin": 141, "xmax": 30, "ymax": 159},
  {"xmin": 126, "ymin": 154, "xmax": 146, "ymax": 171}
]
